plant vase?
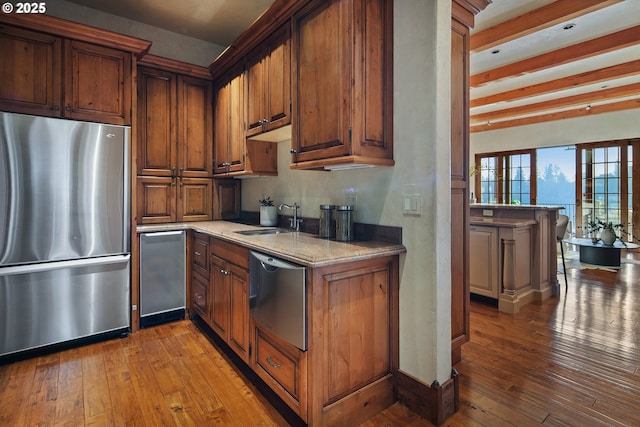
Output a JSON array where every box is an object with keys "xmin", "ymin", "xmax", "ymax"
[
  {"xmin": 600, "ymin": 228, "xmax": 616, "ymax": 246},
  {"xmin": 260, "ymin": 206, "xmax": 278, "ymax": 226}
]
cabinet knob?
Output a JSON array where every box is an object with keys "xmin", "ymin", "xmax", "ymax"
[
  {"xmin": 65, "ymin": 105, "xmax": 72, "ymax": 112},
  {"xmin": 290, "ymin": 149, "xmax": 297, "ymax": 154},
  {"xmin": 194, "ymin": 251, "xmax": 201, "ymax": 256},
  {"xmin": 52, "ymin": 105, "xmax": 60, "ymax": 111},
  {"xmin": 194, "ymin": 293, "xmax": 202, "ymax": 300}
]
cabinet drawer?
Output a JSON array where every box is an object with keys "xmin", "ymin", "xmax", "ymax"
[
  {"xmin": 192, "ymin": 232, "xmax": 210, "ymax": 277},
  {"xmin": 211, "ymin": 237, "xmax": 249, "ymax": 268},
  {"xmin": 191, "ymin": 272, "xmax": 209, "ymax": 319},
  {"xmin": 254, "ymin": 325, "xmax": 301, "ymax": 401}
]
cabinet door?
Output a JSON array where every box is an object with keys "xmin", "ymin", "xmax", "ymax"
[
  {"xmin": 191, "ymin": 272, "xmax": 210, "ymax": 320},
  {"xmin": 322, "ymin": 263, "xmax": 391, "ymax": 403},
  {"xmin": 177, "ymin": 178, "xmax": 212, "ymax": 222},
  {"xmin": 213, "ymin": 80, "xmax": 230, "ymax": 174},
  {"xmin": 211, "ymin": 255, "xmax": 230, "ymax": 340},
  {"xmin": 292, "ymin": 0, "xmax": 350, "ymax": 162},
  {"xmin": 229, "ymin": 263, "xmax": 250, "ymax": 362},
  {"xmin": 178, "ymin": 76, "xmax": 213, "ymax": 177},
  {"xmin": 213, "ymin": 68, "xmax": 245, "ymax": 175},
  {"xmin": 469, "ymin": 226, "xmax": 499, "ymax": 298},
  {"xmin": 245, "ymin": 47, "xmax": 267, "ymax": 137},
  {"xmin": 0, "ymin": 25, "xmax": 62, "ymax": 117},
  {"xmin": 137, "ymin": 67, "xmax": 177, "ymax": 176},
  {"xmin": 137, "ymin": 176, "xmax": 176, "ymax": 224},
  {"xmin": 64, "ymin": 40, "xmax": 131, "ymax": 125},
  {"xmin": 265, "ymin": 24, "xmax": 291, "ymax": 132},
  {"xmin": 227, "ymin": 71, "xmax": 246, "ymax": 172}
]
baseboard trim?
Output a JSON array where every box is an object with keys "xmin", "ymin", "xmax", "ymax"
[{"xmin": 396, "ymin": 368, "xmax": 459, "ymax": 425}]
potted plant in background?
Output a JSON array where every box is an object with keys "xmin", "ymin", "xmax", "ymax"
[
  {"xmin": 259, "ymin": 196, "xmax": 277, "ymax": 226},
  {"xmin": 587, "ymin": 218, "xmax": 624, "ymax": 246}
]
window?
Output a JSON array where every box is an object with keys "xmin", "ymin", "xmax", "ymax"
[
  {"xmin": 474, "ymin": 150, "xmax": 535, "ymax": 205},
  {"xmin": 577, "ymin": 141, "xmax": 634, "ymax": 241}
]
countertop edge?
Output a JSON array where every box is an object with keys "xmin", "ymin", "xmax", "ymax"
[{"xmin": 136, "ymin": 222, "xmax": 406, "ymax": 268}]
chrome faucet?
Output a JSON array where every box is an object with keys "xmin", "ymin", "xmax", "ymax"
[{"xmin": 279, "ymin": 203, "xmax": 302, "ymax": 231}]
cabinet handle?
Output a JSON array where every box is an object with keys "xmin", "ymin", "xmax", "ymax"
[
  {"xmin": 179, "ymin": 177, "xmax": 184, "ymax": 187},
  {"xmin": 179, "ymin": 167, "xmax": 184, "ymax": 176},
  {"xmin": 194, "ymin": 251, "xmax": 201, "ymax": 256},
  {"xmin": 290, "ymin": 149, "xmax": 297, "ymax": 154},
  {"xmin": 266, "ymin": 356, "xmax": 281, "ymax": 369},
  {"xmin": 171, "ymin": 167, "xmax": 177, "ymax": 176},
  {"xmin": 220, "ymin": 268, "xmax": 229, "ymax": 275},
  {"xmin": 171, "ymin": 177, "xmax": 176, "ymax": 187},
  {"xmin": 194, "ymin": 293, "xmax": 202, "ymax": 300},
  {"xmin": 65, "ymin": 104, "xmax": 72, "ymax": 112}
]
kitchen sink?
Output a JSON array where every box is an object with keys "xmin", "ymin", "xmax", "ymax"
[{"xmin": 234, "ymin": 228, "xmax": 292, "ymax": 236}]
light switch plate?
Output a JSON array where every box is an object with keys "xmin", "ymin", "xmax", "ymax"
[{"xmin": 403, "ymin": 193, "xmax": 421, "ymax": 216}]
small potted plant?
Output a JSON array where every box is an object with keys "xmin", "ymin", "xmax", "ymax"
[
  {"xmin": 259, "ymin": 196, "xmax": 277, "ymax": 226},
  {"xmin": 587, "ymin": 218, "xmax": 623, "ymax": 246}
]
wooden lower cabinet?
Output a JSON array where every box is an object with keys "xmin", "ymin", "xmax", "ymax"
[
  {"xmin": 253, "ymin": 255, "xmax": 399, "ymax": 426},
  {"xmin": 190, "ymin": 233, "xmax": 399, "ymax": 426},
  {"xmin": 209, "ymin": 238, "xmax": 250, "ymax": 363}
]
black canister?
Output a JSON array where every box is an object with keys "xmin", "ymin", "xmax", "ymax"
[
  {"xmin": 319, "ymin": 204, "xmax": 335, "ymax": 238},
  {"xmin": 335, "ymin": 205, "xmax": 354, "ymax": 241}
]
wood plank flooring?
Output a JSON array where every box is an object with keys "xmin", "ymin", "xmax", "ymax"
[{"xmin": 1, "ymin": 249, "xmax": 638, "ymax": 426}]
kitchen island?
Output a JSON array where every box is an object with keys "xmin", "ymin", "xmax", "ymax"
[
  {"xmin": 470, "ymin": 204, "xmax": 563, "ymax": 313},
  {"xmin": 137, "ymin": 221, "xmax": 406, "ymax": 427}
]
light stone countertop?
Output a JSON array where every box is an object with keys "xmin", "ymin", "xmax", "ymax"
[
  {"xmin": 137, "ymin": 221, "xmax": 406, "ymax": 268},
  {"xmin": 469, "ymin": 217, "xmax": 537, "ymax": 227}
]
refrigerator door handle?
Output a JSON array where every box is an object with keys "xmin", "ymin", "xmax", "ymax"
[{"xmin": 0, "ymin": 254, "xmax": 131, "ymax": 277}]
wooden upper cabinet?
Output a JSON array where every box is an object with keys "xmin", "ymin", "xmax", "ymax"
[
  {"xmin": 137, "ymin": 65, "xmax": 212, "ymax": 177},
  {"xmin": 64, "ymin": 40, "xmax": 131, "ymax": 125},
  {"xmin": 246, "ymin": 23, "xmax": 291, "ymax": 138},
  {"xmin": 178, "ymin": 76, "xmax": 213, "ymax": 177},
  {"xmin": 136, "ymin": 56, "xmax": 214, "ymax": 224},
  {"xmin": 291, "ymin": 0, "xmax": 393, "ymax": 169},
  {"xmin": 0, "ymin": 24, "xmax": 134, "ymax": 125},
  {"xmin": 0, "ymin": 25, "xmax": 62, "ymax": 117},
  {"xmin": 137, "ymin": 67, "xmax": 177, "ymax": 176},
  {"xmin": 213, "ymin": 66, "xmax": 246, "ymax": 174}
]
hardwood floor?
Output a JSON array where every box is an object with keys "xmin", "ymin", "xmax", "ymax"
[{"xmin": 1, "ymin": 249, "xmax": 638, "ymax": 426}]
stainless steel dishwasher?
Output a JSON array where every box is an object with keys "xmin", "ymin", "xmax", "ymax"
[
  {"xmin": 249, "ymin": 251, "xmax": 307, "ymax": 350},
  {"xmin": 140, "ymin": 231, "xmax": 186, "ymax": 328}
]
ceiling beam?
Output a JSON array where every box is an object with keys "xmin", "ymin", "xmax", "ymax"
[
  {"xmin": 470, "ymin": 98, "xmax": 640, "ymax": 132},
  {"xmin": 471, "ymin": 82, "xmax": 640, "ymax": 125},
  {"xmin": 471, "ymin": 60, "xmax": 640, "ymax": 108},
  {"xmin": 470, "ymin": 0, "xmax": 622, "ymax": 53},
  {"xmin": 470, "ymin": 25, "xmax": 640, "ymax": 87}
]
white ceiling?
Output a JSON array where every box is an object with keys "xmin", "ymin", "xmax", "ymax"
[{"xmin": 470, "ymin": 0, "xmax": 640, "ymax": 131}]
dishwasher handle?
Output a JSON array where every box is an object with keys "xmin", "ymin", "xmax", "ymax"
[{"xmin": 250, "ymin": 251, "xmax": 304, "ymax": 272}]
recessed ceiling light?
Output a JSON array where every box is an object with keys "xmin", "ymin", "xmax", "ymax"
[
  {"xmin": 562, "ymin": 23, "xmax": 576, "ymax": 30},
  {"xmin": 491, "ymin": 49, "xmax": 501, "ymax": 55}
]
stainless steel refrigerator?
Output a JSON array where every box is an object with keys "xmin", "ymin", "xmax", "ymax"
[{"xmin": 0, "ymin": 111, "xmax": 131, "ymax": 358}]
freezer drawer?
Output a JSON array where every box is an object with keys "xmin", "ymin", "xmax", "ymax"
[
  {"xmin": 0, "ymin": 255, "xmax": 131, "ymax": 357},
  {"xmin": 140, "ymin": 231, "xmax": 186, "ymax": 327}
]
